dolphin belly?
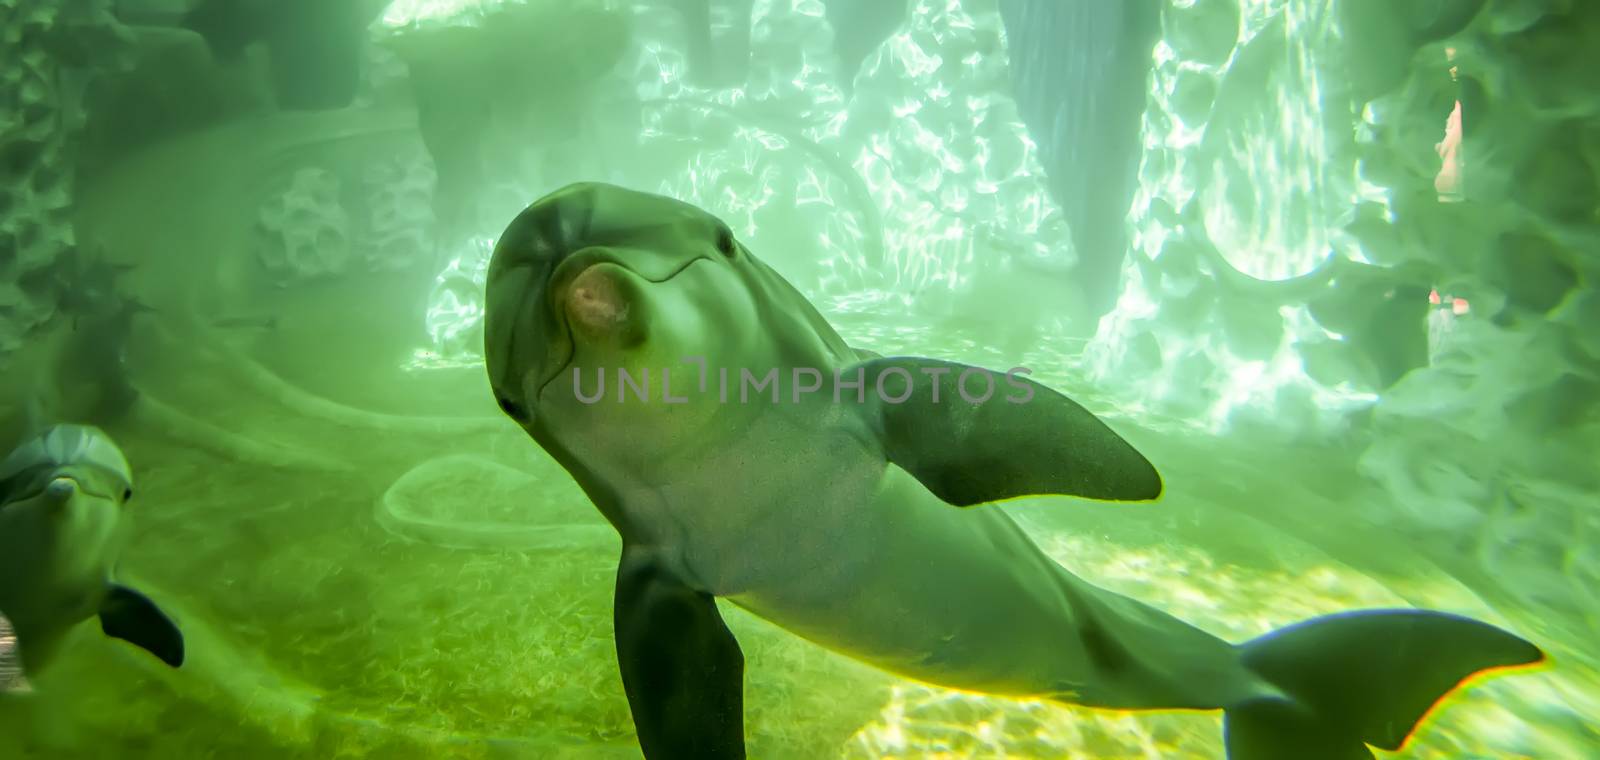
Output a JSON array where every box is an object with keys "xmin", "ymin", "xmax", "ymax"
[{"xmin": 728, "ymin": 465, "xmax": 1261, "ymax": 709}]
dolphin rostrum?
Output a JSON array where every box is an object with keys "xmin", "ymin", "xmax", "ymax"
[
  {"xmin": 0, "ymin": 425, "xmax": 185, "ymax": 681},
  {"xmin": 483, "ymin": 182, "xmax": 1544, "ymax": 760}
]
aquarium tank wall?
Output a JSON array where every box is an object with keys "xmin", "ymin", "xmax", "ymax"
[{"xmin": 0, "ymin": 0, "xmax": 1595, "ymax": 757}]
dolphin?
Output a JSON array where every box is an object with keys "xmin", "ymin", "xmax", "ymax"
[
  {"xmin": 0, "ymin": 425, "xmax": 185, "ymax": 681},
  {"xmin": 482, "ymin": 182, "xmax": 1545, "ymax": 760}
]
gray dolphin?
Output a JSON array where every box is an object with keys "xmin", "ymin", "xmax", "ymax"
[
  {"xmin": 0, "ymin": 425, "xmax": 185, "ymax": 680},
  {"xmin": 483, "ymin": 182, "xmax": 1544, "ymax": 760}
]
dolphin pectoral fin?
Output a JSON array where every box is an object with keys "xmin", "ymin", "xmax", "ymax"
[
  {"xmin": 614, "ymin": 548, "xmax": 746, "ymax": 759},
  {"xmin": 848, "ymin": 357, "xmax": 1162, "ymax": 505},
  {"xmin": 98, "ymin": 585, "xmax": 185, "ymax": 668}
]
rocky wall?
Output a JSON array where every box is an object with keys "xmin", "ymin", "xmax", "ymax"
[
  {"xmin": 1081, "ymin": 0, "xmax": 1598, "ymax": 654},
  {"xmin": 0, "ymin": 0, "xmax": 133, "ymax": 362},
  {"xmin": 1354, "ymin": 0, "xmax": 1599, "ymax": 655}
]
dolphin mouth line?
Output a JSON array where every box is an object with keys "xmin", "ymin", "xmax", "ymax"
[
  {"xmin": 536, "ymin": 254, "xmax": 714, "ymax": 402},
  {"xmin": 2, "ymin": 472, "xmax": 114, "ymax": 506}
]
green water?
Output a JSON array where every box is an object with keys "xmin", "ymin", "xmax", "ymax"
[{"xmin": 2, "ymin": 0, "xmax": 1596, "ymax": 758}]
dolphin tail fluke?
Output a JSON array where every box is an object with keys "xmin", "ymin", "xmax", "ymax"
[{"xmin": 1224, "ymin": 609, "xmax": 1544, "ymax": 760}]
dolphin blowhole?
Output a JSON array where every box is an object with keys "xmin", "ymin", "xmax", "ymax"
[{"xmin": 565, "ymin": 263, "xmax": 633, "ymax": 335}]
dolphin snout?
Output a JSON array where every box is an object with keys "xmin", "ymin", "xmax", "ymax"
[{"xmin": 45, "ymin": 477, "xmax": 78, "ymax": 504}]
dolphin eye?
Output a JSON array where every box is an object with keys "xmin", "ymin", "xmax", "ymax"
[
  {"xmin": 715, "ymin": 227, "xmax": 737, "ymax": 258},
  {"xmin": 497, "ymin": 395, "xmax": 528, "ymax": 421},
  {"xmin": 123, "ymin": 488, "xmax": 133, "ymax": 501}
]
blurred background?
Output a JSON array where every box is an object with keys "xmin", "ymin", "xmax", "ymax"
[{"xmin": 0, "ymin": 0, "xmax": 1595, "ymax": 757}]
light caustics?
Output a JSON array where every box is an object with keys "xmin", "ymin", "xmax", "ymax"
[
  {"xmin": 405, "ymin": 0, "xmax": 1384, "ymax": 435},
  {"xmin": 408, "ymin": 0, "xmax": 1068, "ymax": 373},
  {"xmin": 1085, "ymin": 0, "xmax": 1387, "ymax": 433},
  {"xmin": 411, "ymin": 236, "xmax": 495, "ymax": 370}
]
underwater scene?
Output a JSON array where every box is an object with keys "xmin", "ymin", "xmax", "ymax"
[{"xmin": 0, "ymin": 0, "xmax": 1596, "ymax": 758}]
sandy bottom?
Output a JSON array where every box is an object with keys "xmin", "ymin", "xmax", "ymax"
[{"xmin": 0, "ymin": 280, "xmax": 1593, "ymax": 760}]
